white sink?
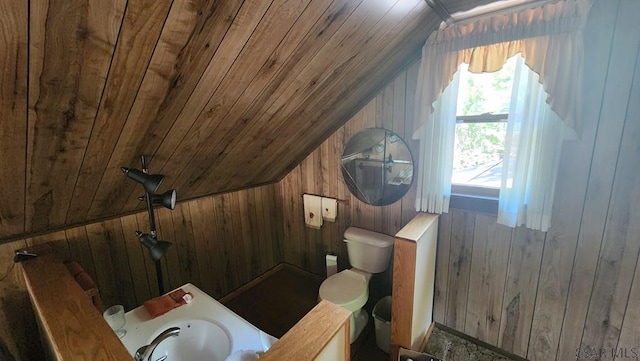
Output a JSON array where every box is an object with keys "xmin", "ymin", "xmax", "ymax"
[
  {"xmin": 120, "ymin": 284, "xmax": 277, "ymax": 361},
  {"xmin": 148, "ymin": 319, "xmax": 230, "ymax": 361}
]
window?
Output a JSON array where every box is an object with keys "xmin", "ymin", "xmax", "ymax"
[
  {"xmin": 412, "ymin": 0, "xmax": 587, "ymax": 230},
  {"xmin": 451, "ymin": 56, "xmax": 518, "ymax": 199}
]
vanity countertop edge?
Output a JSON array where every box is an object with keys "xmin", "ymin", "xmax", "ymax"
[{"xmin": 20, "ymin": 250, "xmax": 132, "ymax": 361}]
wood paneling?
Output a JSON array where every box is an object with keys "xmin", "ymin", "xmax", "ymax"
[
  {"xmin": 1, "ymin": 0, "xmax": 504, "ymax": 242},
  {"xmin": 574, "ymin": 3, "xmax": 640, "ymax": 360},
  {"xmin": 433, "ymin": 206, "xmax": 452, "ymax": 324},
  {"xmin": 65, "ymin": 0, "xmax": 176, "ymax": 223},
  {"xmin": 278, "ymin": 63, "xmax": 420, "ymax": 296},
  {"xmin": 27, "ymin": 0, "xmax": 126, "ymax": 231},
  {"xmin": 497, "ymin": 227, "xmax": 545, "ymax": 356},
  {"xmin": 465, "ymin": 214, "xmax": 512, "ymax": 346},
  {"xmin": 0, "ymin": 0, "xmax": 27, "ymax": 236},
  {"xmin": 0, "ymin": 184, "xmax": 281, "ymax": 360},
  {"xmin": 435, "ymin": 3, "xmax": 640, "ymax": 360},
  {"xmin": 614, "ymin": 19, "xmax": 640, "ymax": 352},
  {"xmin": 0, "ymin": 2, "xmax": 636, "ymax": 361},
  {"xmin": 445, "ymin": 209, "xmax": 475, "ymax": 331},
  {"xmin": 545, "ymin": 0, "xmax": 633, "ymax": 358}
]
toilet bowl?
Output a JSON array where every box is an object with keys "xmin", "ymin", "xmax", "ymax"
[{"xmin": 318, "ymin": 227, "xmax": 394, "ymax": 343}]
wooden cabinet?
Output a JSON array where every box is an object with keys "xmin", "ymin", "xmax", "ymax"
[{"xmin": 390, "ymin": 213, "xmax": 439, "ymax": 361}]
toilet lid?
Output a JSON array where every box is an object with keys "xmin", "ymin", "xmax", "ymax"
[{"xmin": 319, "ymin": 270, "xmax": 368, "ymax": 312}]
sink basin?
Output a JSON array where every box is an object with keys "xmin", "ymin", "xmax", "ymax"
[
  {"xmin": 148, "ymin": 319, "xmax": 230, "ymax": 361},
  {"xmin": 121, "ymin": 284, "xmax": 277, "ymax": 360}
]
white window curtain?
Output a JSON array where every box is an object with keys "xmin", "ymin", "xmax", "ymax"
[
  {"xmin": 412, "ymin": 0, "xmax": 591, "ymax": 231},
  {"xmin": 413, "ymin": 71, "xmax": 460, "ymax": 214},
  {"xmin": 413, "ymin": 0, "xmax": 592, "ymax": 135},
  {"xmin": 498, "ymin": 55, "xmax": 572, "ymax": 231}
]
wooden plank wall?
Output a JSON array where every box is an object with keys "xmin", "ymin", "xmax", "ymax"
[
  {"xmin": 433, "ymin": 1, "xmax": 640, "ymax": 360},
  {"xmin": 0, "ymin": 184, "xmax": 283, "ymax": 360},
  {"xmin": 278, "ymin": 61, "xmax": 420, "ymax": 297},
  {"xmin": 1, "ymin": 0, "xmax": 447, "ymax": 243},
  {"xmin": 0, "ymin": 1, "xmax": 27, "ymax": 237},
  {"xmin": 0, "ymin": 2, "xmax": 637, "ymax": 361}
]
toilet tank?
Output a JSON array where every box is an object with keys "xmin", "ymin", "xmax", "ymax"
[{"xmin": 343, "ymin": 227, "xmax": 395, "ymax": 273}]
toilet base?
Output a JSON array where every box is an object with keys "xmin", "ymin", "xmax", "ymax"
[{"xmin": 349, "ymin": 308, "xmax": 369, "ymax": 344}]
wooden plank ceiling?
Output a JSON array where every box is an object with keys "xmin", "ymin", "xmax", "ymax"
[{"xmin": 0, "ymin": 0, "xmax": 493, "ymax": 241}]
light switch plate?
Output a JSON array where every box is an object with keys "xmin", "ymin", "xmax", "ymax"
[{"xmin": 321, "ymin": 197, "xmax": 337, "ymax": 222}]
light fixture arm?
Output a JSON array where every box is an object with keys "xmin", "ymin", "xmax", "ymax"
[
  {"xmin": 122, "ymin": 154, "xmax": 177, "ymax": 296},
  {"xmin": 140, "ymin": 155, "xmax": 158, "ymax": 238},
  {"xmin": 140, "ymin": 155, "xmax": 164, "ymax": 294}
]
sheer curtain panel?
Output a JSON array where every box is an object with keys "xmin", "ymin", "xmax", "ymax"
[
  {"xmin": 412, "ymin": 0, "xmax": 591, "ymax": 231},
  {"xmin": 498, "ymin": 55, "xmax": 569, "ymax": 231},
  {"xmin": 413, "ymin": 72, "xmax": 460, "ymax": 214}
]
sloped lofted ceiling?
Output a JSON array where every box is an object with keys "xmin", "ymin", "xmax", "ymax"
[{"xmin": 0, "ymin": 0, "xmax": 496, "ymax": 241}]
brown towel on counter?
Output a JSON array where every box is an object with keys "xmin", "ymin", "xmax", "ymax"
[
  {"xmin": 143, "ymin": 289, "xmax": 193, "ymax": 319},
  {"xmin": 63, "ymin": 260, "xmax": 105, "ymax": 313}
]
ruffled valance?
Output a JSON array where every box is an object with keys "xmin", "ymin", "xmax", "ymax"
[{"xmin": 414, "ymin": 0, "xmax": 592, "ymax": 135}]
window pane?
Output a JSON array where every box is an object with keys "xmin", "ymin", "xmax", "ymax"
[
  {"xmin": 452, "ymin": 122, "xmax": 507, "ymax": 188},
  {"xmin": 456, "ymin": 57, "xmax": 517, "ymax": 117}
]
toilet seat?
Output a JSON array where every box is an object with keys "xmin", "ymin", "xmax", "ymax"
[{"xmin": 318, "ymin": 269, "xmax": 368, "ymax": 312}]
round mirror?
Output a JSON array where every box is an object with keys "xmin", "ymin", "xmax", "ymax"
[{"xmin": 341, "ymin": 128, "xmax": 413, "ymax": 206}]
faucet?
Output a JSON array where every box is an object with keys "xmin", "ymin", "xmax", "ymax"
[{"xmin": 135, "ymin": 327, "xmax": 180, "ymax": 361}]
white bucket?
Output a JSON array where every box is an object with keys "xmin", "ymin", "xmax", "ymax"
[{"xmin": 373, "ymin": 295, "xmax": 392, "ymax": 353}]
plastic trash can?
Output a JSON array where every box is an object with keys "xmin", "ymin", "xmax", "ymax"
[{"xmin": 373, "ymin": 295, "xmax": 392, "ymax": 353}]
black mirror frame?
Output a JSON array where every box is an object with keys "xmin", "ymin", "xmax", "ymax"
[{"xmin": 341, "ymin": 128, "xmax": 414, "ymax": 206}]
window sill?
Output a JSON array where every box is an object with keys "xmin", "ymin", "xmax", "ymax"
[{"xmin": 450, "ymin": 193, "xmax": 498, "ymax": 215}]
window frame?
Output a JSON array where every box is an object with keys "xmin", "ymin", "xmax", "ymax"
[
  {"xmin": 448, "ymin": 58, "xmax": 518, "ymax": 214},
  {"xmin": 451, "ymin": 112, "xmax": 508, "ymax": 202}
]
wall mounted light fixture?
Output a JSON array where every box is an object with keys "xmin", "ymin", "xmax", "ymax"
[
  {"xmin": 138, "ymin": 189, "xmax": 177, "ymax": 210},
  {"xmin": 121, "ymin": 167, "xmax": 165, "ymax": 193},
  {"xmin": 122, "ymin": 155, "xmax": 177, "ymax": 296},
  {"xmin": 136, "ymin": 231, "xmax": 172, "ymax": 262}
]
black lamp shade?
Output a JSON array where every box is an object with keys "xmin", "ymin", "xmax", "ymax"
[
  {"xmin": 151, "ymin": 189, "xmax": 177, "ymax": 210},
  {"xmin": 138, "ymin": 190, "xmax": 177, "ymax": 210},
  {"xmin": 137, "ymin": 232, "xmax": 172, "ymax": 262},
  {"xmin": 121, "ymin": 167, "xmax": 165, "ymax": 193}
]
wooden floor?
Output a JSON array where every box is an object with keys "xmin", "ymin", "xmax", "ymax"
[{"xmin": 222, "ymin": 264, "xmax": 388, "ymax": 361}]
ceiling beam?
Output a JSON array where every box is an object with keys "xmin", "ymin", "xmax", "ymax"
[{"xmin": 425, "ymin": 0, "xmax": 454, "ymax": 25}]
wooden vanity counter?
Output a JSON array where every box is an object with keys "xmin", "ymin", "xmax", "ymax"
[
  {"xmin": 20, "ymin": 250, "xmax": 131, "ymax": 360},
  {"xmin": 261, "ymin": 300, "xmax": 351, "ymax": 361},
  {"xmin": 21, "ymin": 249, "xmax": 352, "ymax": 361}
]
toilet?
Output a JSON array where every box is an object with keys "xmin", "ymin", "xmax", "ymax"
[{"xmin": 318, "ymin": 227, "xmax": 394, "ymax": 343}]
